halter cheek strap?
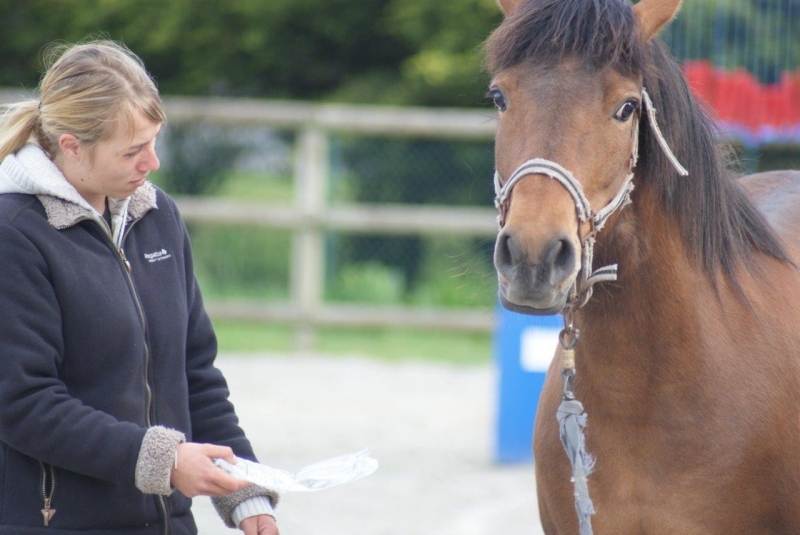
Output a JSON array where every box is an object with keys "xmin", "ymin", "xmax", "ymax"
[{"xmin": 493, "ymin": 87, "xmax": 688, "ymax": 309}]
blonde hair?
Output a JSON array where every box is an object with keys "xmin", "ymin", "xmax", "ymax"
[{"xmin": 0, "ymin": 40, "xmax": 165, "ymax": 161}]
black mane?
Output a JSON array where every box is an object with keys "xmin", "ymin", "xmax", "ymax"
[{"xmin": 486, "ymin": 0, "xmax": 791, "ymax": 280}]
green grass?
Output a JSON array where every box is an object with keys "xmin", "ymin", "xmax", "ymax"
[
  {"xmin": 212, "ymin": 321, "xmax": 294, "ymax": 353},
  {"xmin": 150, "ymin": 171, "xmax": 294, "ymax": 203},
  {"xmin": 213, "ymin": 320, "xmax": 492, "ymax": 365},
  {"xmin": 215, "ymin": 172, "xmax": 294, "ymax": 203}
]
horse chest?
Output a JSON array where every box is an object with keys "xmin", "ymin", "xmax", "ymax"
[
  {"xmin": 534, "ymin": 367, "xmax": 800, "ymax": 534},
  {"xmin": 537, "ymin": 433, "xmax": 791, "ymax": 534}
]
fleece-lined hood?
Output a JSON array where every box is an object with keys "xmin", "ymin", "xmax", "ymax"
[{"xmin": 0, "ymin": 144, "xmax": 157, "ymax": 247}]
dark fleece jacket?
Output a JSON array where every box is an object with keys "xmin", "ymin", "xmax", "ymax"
[{"xmin": 0, "ymin": 152, "xmax": 272, "ymax": 532}]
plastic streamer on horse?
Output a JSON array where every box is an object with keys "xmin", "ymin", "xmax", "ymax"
[
  {"xmin": 558, "ymin": 397, "xmax": 596, "ymax": 535},
  {"xmin": 493, "ymin": 87, "xmax": 687, "ymax": 535},
  {"xmin": 213, "ymin": 448, "xmax": 378, "ymax": 493},
  {"xmin": 557, "ymin": 329, "xmax": 597, "ymax": 535}
]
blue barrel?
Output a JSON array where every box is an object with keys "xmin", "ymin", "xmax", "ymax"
[{"xmin": 494, "ymin": 305, "xmax": 562, "ymax": 463}]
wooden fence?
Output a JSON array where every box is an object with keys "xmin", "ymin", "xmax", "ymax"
[{"xmin": 0, "ymin": 90, "xmax": 500, "ymax": 347}]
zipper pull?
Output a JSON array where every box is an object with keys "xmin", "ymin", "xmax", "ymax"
[
  {"xmin": 119, "ymin": 248, "xmax": 132, "ymax": 273},
  {"xmin": 41, "ymin": 498, "xmax": 56, "ymax": 526}
]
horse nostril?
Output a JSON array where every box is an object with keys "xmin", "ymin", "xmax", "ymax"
[
  {"xmin": 495, "ymin": 231, "xmax": 518, "ymax": 272},
  {"xmin": 543, "ymin": 238, "xmax": 575, "ymax": 281}
]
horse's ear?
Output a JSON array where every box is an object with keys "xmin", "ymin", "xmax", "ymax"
[
  {"xmin": 633, "ymin": 0, "xmax": 682, "ymax": 41},
  {"xmin": 496, "ymin": 0, "xmax": 525, "ymax": 17}
]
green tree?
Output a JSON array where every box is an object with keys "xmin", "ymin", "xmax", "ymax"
[
  {"xmin": 377, "ymin": 0, "xmax": 502, "ymax": 106},
  {"xmin": 1, "ymin": 0, "xmax": 798, "ymax": 105},
  {"xmin": 0, "ymin": 0, "xmax": 414, "ymax": 99}
]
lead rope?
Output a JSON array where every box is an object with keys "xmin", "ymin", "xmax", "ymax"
[
  {"xmin": 494, "ymin": 87, "xmax": 687, "ymax": 535},
  {"xmin": 556, "ymin": 312, "xmax": 594, "ymax": 535}
]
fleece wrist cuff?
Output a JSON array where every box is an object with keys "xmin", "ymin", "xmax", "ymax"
[
  {"xmin": 134, "ymin": 426, "xmax": 186, "ymax": 495},
  {"xmin": 212, "ymin": 485, "xmax": 280, "ymax": 528}
]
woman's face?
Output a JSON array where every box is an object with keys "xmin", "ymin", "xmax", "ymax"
[{"xmin": 69, "ymin": 110, "xmax": 161, "ymax": 211}]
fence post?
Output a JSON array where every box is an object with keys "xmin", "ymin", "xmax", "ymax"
[{"xmin": 291, "ymin": 127, "xmax": 329, "ymax": 351}]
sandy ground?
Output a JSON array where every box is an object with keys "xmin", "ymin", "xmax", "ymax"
[{"xmin": 190, "ymin": 354, "xmax": 546, "ymax": 535}]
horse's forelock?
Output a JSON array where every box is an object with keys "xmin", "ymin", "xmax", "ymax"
[{"xmin": 485, "ymin": 0, "xmax": 648, "ymax": 77}]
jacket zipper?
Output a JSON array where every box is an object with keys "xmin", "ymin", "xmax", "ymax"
[
  {"xmin": 39, "ymin": 461, "xmax": 56, "ymax": 526},
  {"xmin": 96, "ymin": 221, "xmax": 169, "ymax": 535}
]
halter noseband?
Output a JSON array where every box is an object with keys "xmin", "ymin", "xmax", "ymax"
[{"xmin": 493, "ymin": 87, "xmax": 688, "ymax": 310}]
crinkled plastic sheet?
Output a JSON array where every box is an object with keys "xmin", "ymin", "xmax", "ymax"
[{"xmin": 213, "ymin": 448, "xmax": 378, "ymax": 492}]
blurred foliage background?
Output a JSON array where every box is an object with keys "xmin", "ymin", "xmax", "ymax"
[
  {"xmin": 0, "ymin": 0, "xmax": 502, "ymax": 106},
  {"xmin": 2, "ymin": 0, "xmax": 798, "ymax": 104}
]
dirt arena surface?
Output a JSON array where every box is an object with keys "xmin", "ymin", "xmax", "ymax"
[{"xmin": 190, "ymin": 353, "xmax": 546, "ymax": 535}]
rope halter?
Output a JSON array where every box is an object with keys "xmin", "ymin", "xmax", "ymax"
[{"xmin": 493, "ymin": 87, "xmax": 688, "ymax": 310}]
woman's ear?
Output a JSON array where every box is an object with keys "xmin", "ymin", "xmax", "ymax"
[
  {"xmin": 58, "ymin": 134, "xmax": 82, "ymax": 161},
  {"xmin": 633, "ymin": 0, "xmax": 682, "ymax": 41}
]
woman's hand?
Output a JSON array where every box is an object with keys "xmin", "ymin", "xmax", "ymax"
[
  {"xmin": 240, "ymin": 515, "xmax": 279, "ymax": 535},
  {"xmin": 170, "ymin": 442, "xmax": 250, "ymax": 497}
]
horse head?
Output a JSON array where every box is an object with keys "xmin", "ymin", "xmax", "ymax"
[{"xmin": 488, "ymin": 0, "xmax": 682, "ymax": 315}]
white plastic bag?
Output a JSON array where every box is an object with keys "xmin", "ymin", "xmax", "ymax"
[{"xmin": 213, "ymin": 448, "xmax": 378, "ymax": 492}]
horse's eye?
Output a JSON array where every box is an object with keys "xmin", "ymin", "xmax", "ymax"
[
  {"xmin": 489, "ymin": 89, "xmax": 507, "ymax": 112},
  {"xmin": 614, "ymin": 100, "xmax": 638, "ymax": 122}
]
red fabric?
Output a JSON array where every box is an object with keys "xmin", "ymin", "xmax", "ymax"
[{"xmin": 683, "ymin": 60, "xmax": 800, "ymax": 132}]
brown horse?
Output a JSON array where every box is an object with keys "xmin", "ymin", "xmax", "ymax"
[{"xmin": 487, "ymin": 0, "xmax": 800, "ymax": 533}]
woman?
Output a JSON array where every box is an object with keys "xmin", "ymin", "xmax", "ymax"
[{"xmin": 0, "ymin": 40, "xmax": 279, "ymax": 534}]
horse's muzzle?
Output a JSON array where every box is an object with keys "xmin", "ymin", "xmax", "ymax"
[{"xmin": 494, "ymin": 230, "xmax": 578, "ymax": 315}]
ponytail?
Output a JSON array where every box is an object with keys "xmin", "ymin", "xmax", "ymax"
[{"xmin": 0, "ymin": 100, "xmax": 41, "ymax": 161}]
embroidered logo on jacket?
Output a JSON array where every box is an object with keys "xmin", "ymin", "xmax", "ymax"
[{"xmin": 144, "ymin": 249, "xmax": 172, "ymax": 263}]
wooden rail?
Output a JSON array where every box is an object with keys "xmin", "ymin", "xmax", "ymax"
[{"xmin": 174, "ymin": 198, "xmax": 498, "ymax": 236}]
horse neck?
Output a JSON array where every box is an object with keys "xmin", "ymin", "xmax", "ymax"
[{"xmin": 571, "ymin": 190, "xmax": 734, "ymax": 401}]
